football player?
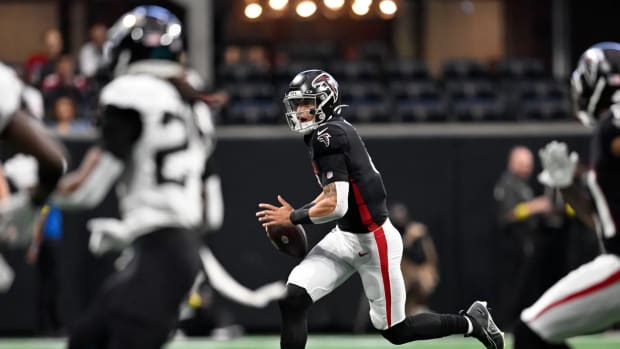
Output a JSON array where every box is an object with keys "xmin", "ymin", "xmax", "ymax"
[
  {"xmin": 514, "ymin": 42, "xmax": 620, "ymax": 349},
  {"xmin": 256, "ymin": 69, "xmax": 504, "ymax": 349},
  {"xmin": 51, "ymin": 6, "xmax": 212, "ymax": 348},
  {"xmin": 0, "ymin": 62, "xmax": 66, "ymax": 292}
]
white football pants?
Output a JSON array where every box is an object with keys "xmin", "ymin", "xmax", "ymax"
[{"xmin": 287, "ymin": 219, "xmax": 406, "ymax": 330}]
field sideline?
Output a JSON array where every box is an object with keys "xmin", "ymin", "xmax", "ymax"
[{"xmin": 1, "ymin": 334, "xmax": 619, "ymax": 349}]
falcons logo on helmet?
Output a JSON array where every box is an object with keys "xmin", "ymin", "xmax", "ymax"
[{"xmin": 312, "ymin": 73, "xmax": 338, "ymax": 101}]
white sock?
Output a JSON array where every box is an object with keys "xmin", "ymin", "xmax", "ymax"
[{"xmin": 464, "ymin": 316, "xmax": 473, "ymax": 335}]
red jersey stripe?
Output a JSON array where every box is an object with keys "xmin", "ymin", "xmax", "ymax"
[{"xmin": 350, "ymin": 178, "xmax": 380, "ymax": 232}]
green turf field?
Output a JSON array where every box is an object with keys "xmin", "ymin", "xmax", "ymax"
[{"xmin": 0, "ymin": 334, "xmax": 619, "ymax": 349}]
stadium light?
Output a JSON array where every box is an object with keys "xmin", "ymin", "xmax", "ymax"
[
  {"xmin": 244, "ymin": 2, "xmax": 263, "ymax": 19},
  {"xmin": 378, "ymin": 0, "xmax": 397, "ymax": 17},
  {"xmin": 324, "ymin": 0, "xmax": 345, "ymax": 10},
  {"xmin": 351, "ymin": 1, "xmax": 370, "ymax": 16},
  {"xmin": 355, "ymin": 0, "xmax": 373, "ymax": 7},
  {"xmin": 296, "ymin": 0, "xmax": 317, "ymax": 18},
  {"xmin": 269, "ymin": 0, "xmax": 289, "ymax": 11}
]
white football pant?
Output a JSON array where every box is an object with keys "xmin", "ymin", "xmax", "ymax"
[
  {"xmin": 288, "ymin": 219, "xmax": 406, "ymax": 330},
  {"xmin": 521, "ymin": 254, "xmax": 620, "ymax": 342}
]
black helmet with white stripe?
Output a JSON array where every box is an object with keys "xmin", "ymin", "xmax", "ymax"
[
  {"xmin": 283, "ymin": 70, "xmax": 343, "ymax": 133},
  {"xmin": 571, "ymin": 42, "xmax": 620, "ymax": 127}
]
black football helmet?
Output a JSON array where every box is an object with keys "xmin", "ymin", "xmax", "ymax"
[
  {"xmin": 104, "ymin": 5, "xmax": 183, "ymax": 76},
  {"xmin": 283, "ymin": 69, "xmax": 342, "ymax": 133},
  {"xmin": 571, "ymin": 42, "xmax": 620, "ymax": 127}
]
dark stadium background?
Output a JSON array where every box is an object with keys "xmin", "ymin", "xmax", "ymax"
[{"xmin": 0, "ymin": 0, "xmax": 619, "ymax": 338}]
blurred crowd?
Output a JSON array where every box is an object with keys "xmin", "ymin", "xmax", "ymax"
[{"xmin": 7, "ymin": 24, "xmax": 573, "ymax": 132}]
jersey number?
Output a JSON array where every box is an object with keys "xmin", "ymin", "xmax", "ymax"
[{"xmin": 155, "ymin": 112, "xmax": 189, "ymax": 185}]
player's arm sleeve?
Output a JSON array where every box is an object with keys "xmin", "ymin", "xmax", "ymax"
[
  {"xmin": 291, "ymin": 126, "xmax": 349, "ymax": 225},
  {"xmin": 52, "ymin": 151, "xmax": 123, "ymax": 210},
  {"xmin": 53, "ymin": 105, "xmax": 142, "ymax": 209},
  {"xmin": 308, "ymin": 181, "xmax": 349, "ymax": 224}
]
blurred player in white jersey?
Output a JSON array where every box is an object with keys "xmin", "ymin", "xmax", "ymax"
[
  {"xmin": 52, "ymin": 6, "xmax": 213, "ymax": 348},
  {"xmin": 514, "ymin": 42, "xmax": 620, "ymax": 349},
  {"xmin": 0, "ymin": 62, "xmax": 66, "ymax": 292}
]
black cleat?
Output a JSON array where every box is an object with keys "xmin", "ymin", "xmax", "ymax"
[{"xmin": 461, "ymin": 301, "xmax": 505, "ymax": 349}]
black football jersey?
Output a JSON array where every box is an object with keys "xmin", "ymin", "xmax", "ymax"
[
  {"xmin": 304, "ymin": 117, "xmax": 388, "ymax": 233},
  {"xmin": 589, "ymin": 110, "xmax": 620, "ymax": 255}
]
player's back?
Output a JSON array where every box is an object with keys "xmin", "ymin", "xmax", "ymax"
[{"xmin": 100, "ymin": 74, "xmax": 212, "ymax": 237}]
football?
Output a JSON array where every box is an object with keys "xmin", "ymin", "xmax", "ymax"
[{"xmin": 266, "ymin": 224, "xmax": 308, "ymax": 258}]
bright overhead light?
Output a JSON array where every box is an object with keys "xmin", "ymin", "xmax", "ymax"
[
  {"xmin": 379, "ymin": 0, "xmax": 397, "ymax": 16},
  {"xmin": 351, "ymin": 2, "xmax": 370, "ymax": 16},
  {"xmin": 355, "ymin": 0, "xmax": 373, "ymax": 7},
  {"xmin": 296, "ymin": 0, "xmax": 317, "ymax": 17},
  {"xmin": 244, "ymin": 3, "xmax": 263, "ymax": 19},
  {"xmin": 324, "ymin": 0, "xmax": 345, "ymax": 10},
  {"xmin": 269, "ymin": 0, "xmax": 289, "ymax": 10}
]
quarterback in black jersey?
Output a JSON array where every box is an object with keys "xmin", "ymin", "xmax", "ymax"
[
  {"xmin": 515, "ymin": 43, "xmax": 620, "ymax": 349},
  {"xmin": 257, "ymin": 70, "xmax": 504, "ymax": 349}
]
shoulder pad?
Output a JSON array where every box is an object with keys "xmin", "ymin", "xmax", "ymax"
[
  {"xmin": 100, "ymin": 75, "xmax": 183, "ymax": 118},
  {"xmin": 312, "ymin": 122, "xmax": 348, "ymax": 155}
]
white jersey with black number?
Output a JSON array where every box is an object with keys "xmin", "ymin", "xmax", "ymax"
[
  {"xmin": 0, "ymin": 63, "xmax": 24, "ymax": 133},
  {"xmin": 100, "ymin": 74, "xmax": 214, "ymax": 237}
]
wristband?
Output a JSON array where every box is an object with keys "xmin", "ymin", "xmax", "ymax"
[
  {"xmin": 513, "ymin": 203, "xmax": 530, "ymax": 220},
  {"xmin": 290, "ymin": 208, "xmax": 312, "ymax": 225}
]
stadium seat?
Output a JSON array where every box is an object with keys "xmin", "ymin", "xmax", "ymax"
[
  {"xmin": 276, "ymin": 42, "xmax": 336, "ymax": 61},
  {"xmin": 329, "ymin": 60, "xmax": 381, "ymax": 82},
  {"xmin": 218, "ymin": 63, "xmax": 270, "ymax": 83},
  {"xmin": 452, "ymin": 99, "xmax": 505, "ymax": 122},
  {"xmin": 515, "ymin": 79, "xmax": 571, "ymax": 120},
  {"xmin": 346, "ymin": 101, "xmax": 391, "ymax": 123},
  {"xmin": 225, "ymin": 101, "xmax": 280, "ymax": 124},
  {"xmin": 226, "ymin": 82, "xmax": 275, "ymax": 102},
  {"xmin": 340, "ymin": 82, "xmax": 386, "ymax": 104},
  {"xmin": 441, "ymin": 58, "xmax": 489, "ymax": 80},
  {"xmin": 497, "ymin": 58, "xmax": 546, "ymax": 80},
  {"xmin": 359, "ymin": 41, "xmax": 391, "ymax": 62},
  {"xmin": 394, "ymin": 99, "xmax": 449, "ymax": 122},
  {"xmin": 383, "ymin": 59, "xmax": 431, "ymax": 82},
  {"xmin": 444, "ymin": 81, "xmax": 505, "ymax": 121}
]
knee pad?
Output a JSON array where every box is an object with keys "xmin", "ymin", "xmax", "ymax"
[
  {"xmin": 279, "ymin": 284, "xmax": 312, "ymax": 311},
  {"xmin": 380, "ymin": 318, "xmax": 410, "ymax": 345}
]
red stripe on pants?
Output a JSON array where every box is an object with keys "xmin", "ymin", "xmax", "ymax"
[
  {"xmin": 532, "ymin": 268, "xmax": 620, "ymax": 321},
  {"xmin": 374, "ymin": 228, "xmax": 392, "ymax": 328}
]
